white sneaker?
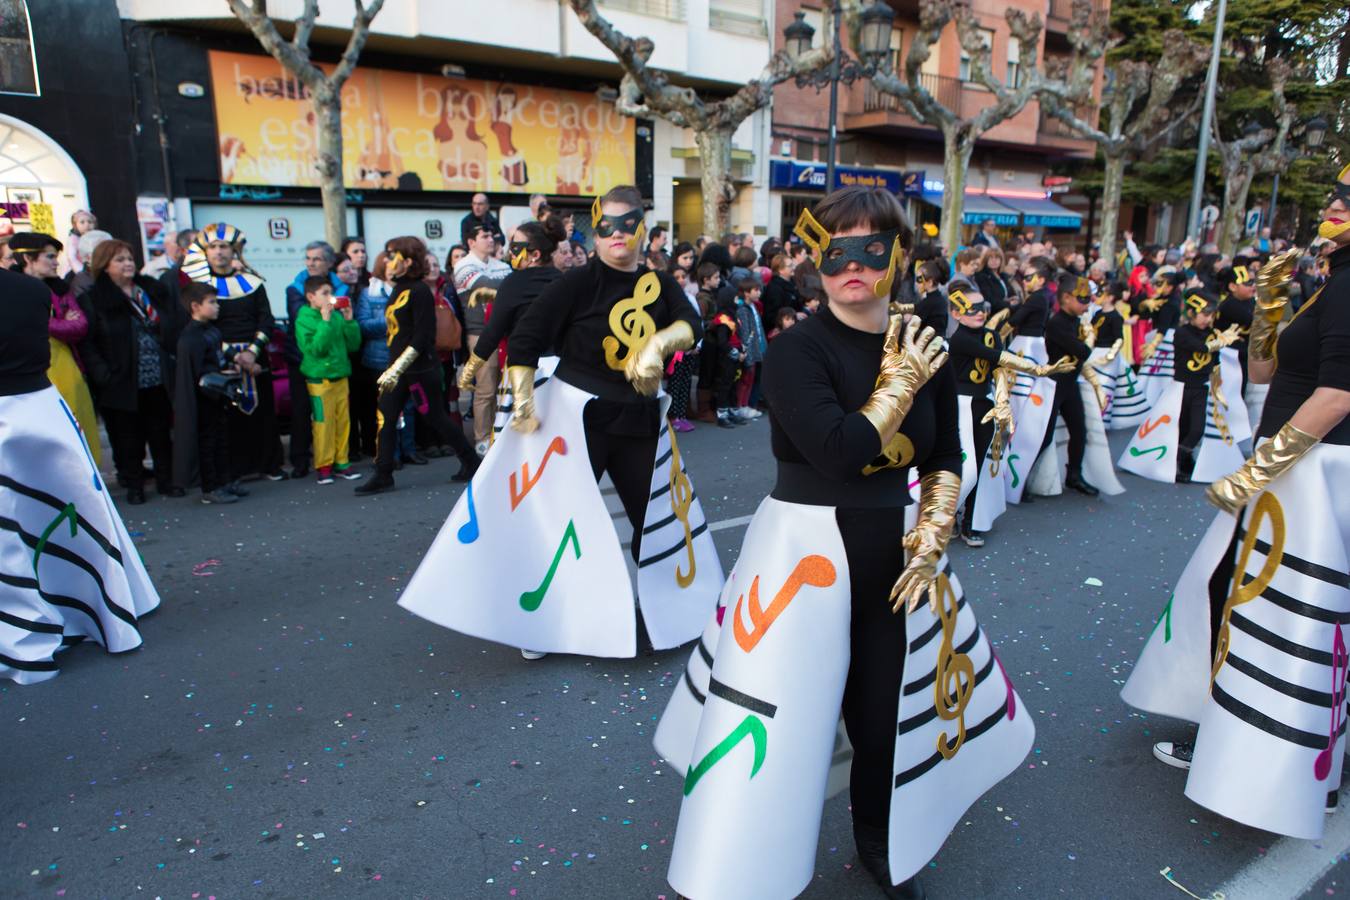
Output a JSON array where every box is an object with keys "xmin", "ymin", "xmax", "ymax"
[
  {"xmin": 1152, "ymin": 741, "xmax": 1193, "ymax": 769},
  {"xmin": 475, "ymin": 440, "xmax": 490, "ymax": 457},
  {"xmin": 520, "ymin": 649, "xmax": 548, "ymax": 660},
  {"xmin": 737, "ymin": 406, "xmax": 762, "ymax": 419}
]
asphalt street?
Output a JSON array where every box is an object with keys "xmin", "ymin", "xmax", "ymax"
[{"xmin": 2, "ymin": 419, "xmax": 1344, "ymax": 899}]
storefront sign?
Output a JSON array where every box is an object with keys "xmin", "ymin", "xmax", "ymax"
[
  {"xmin": 769, "ymin": 160, "xmax": 903, "ymax": 194},
  {"xmin": 208, "ymin": 50, "xmax": 636, "ymax": 196}
]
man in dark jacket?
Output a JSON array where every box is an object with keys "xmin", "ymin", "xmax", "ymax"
[{"xmin": 459, "ymin": 193, "xmax": 505, "ymax": 246}]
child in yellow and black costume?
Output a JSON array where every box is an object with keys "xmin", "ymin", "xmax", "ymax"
[{"xmin": 1171, "ymin": 289, "xmax": 1241, "ymax": 482}]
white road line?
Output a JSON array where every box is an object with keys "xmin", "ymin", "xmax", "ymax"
[
  {"xmin": 708, "ymin": 514, "xmax": 754, "ymax": 533},
  {"xmin": 1212, "ymin": 807, "xmax": 1350, "ymax": 899}
]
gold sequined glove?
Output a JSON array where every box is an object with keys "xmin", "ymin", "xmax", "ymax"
[
  {"xmin": 981, "ymin": 365, "xmax": 1015, "ymax": 434},
  {"xmin": 996, "ymin": 351, "xmax": 1072, "ymax": 379},
  {"xmin": 1103, "ymin": 338, "xmax": 1125, "ymax": 363},
  {"xmin": 1140, "ymin": 296, "xmax": 1166, "ymax": 314},
  {"xmin": 457, "ymin": 352, "xmax": 488, "ymax": 391},
  {"xmin": 1250, "ymin": 247, "xmax": 1299, "ymax": 363},
  {"xmin": 506, "ymin": 365, "xmax": 541, "ymax": 433},
  {"xmin": 624, "ymin": 320, "xmax": 695, "ymax": 397},
  {"xmin": 1081, "ymin": 363, "xmax": 1109, "ymax": 412},
  {"xmin": 860, "ymin": 316, "xmax": 948, "ymax": 446},
  {"xmin": 986, "ymin": 308, "xmax": 1009, "ymax": 332},
  {"xmin": 890, "ymin": 470, "xmax": 962, "ymax": 615},
  {"xmin": 377, "ymin": 347, "xmax": 419, "ymax": 397},
  {"xmin": 1206, "ymin": 422, "xmax": 1318, "ymax": 515},
  {"xmin": 1205, "ymin": 324, "xmax": 1243, "ymax": 351},
  {"xmin": 1138, "ymin": 332, "xmax": 1164, "ymax": 363}
]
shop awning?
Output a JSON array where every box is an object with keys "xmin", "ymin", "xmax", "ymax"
[
  {"xmin": 916, "ymin": 191, "xmax": 1020, "ymax": 226},
  {"xmin": 996, "ymin": 195, "xmax": 1083, "ymax": 229}
]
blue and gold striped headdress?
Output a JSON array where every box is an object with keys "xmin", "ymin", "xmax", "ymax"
[{"xmin": 183, "ymin": 222, "xmax": 265, "ymax": 299}]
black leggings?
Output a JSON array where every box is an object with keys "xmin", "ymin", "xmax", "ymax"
[
  {"xmin": 583, "ymin": 400, "xmax": 659, "ymax": 563},
  {"xmin": 1177, "ymin": 383, "xmax": 1208, "ymax": 478},
  {"xmin": 962, "ymin": 393, "xmax": 995, "ymax": 531},
  {"xmin": 102, "ymin": 386, "xmax": 173, "ymax": 490},
  {"xmin": 374, "ymin": 367, "xmax": 475, "ymax": 476},
  {"xmin": 837, "ymin": 505, "xmax": 910, "ymax": 829},
  {"xmin": 1040, "ymin": 375, "xmax": 1086, "ymax": 473}
]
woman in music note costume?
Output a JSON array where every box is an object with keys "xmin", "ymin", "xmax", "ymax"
[
  {"xmin": 0, "ymin": 266, "xmax": 160, "ymax": 683},
  {"xmin": 397, "ymin": 186, "xmax": 723, "ymax": 660},
  {"xmin": 654, "ymin": 188, "xmax": 1034, "ymax": 900},
  {"xmin": 1122, "ymin": 164, "xmax": 1350, "ymax": 839},
  {"xmin": 1117, "ymin": 289, "xmax": 1246, "ymax": 484}
]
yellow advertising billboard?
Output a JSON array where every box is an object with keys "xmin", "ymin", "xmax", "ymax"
[{"xmin": 208, "ymin": 50, "xmax": 636, "ymax": 196}]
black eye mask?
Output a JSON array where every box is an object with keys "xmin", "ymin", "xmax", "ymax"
[
  {"xmin": 817, "ymin": 230, "xmax": 901, "ymax": 276},
  {"xmin": 594, "ymin": 208, "xmax": 645, "ymax": 238}
]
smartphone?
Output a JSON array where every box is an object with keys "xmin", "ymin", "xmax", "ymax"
[{"xmin": 333, "ymin": 295, "xmax": 351, "ymax": 311}]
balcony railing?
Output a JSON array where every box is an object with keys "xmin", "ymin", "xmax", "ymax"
[
  {"xmin": 598, "ymin": 0, "xmax": 686, "ymax": 21},
  {"xmin": 862, "ymin": 72, "xmax": 963, "ymax": 116},
  {"xmin": 709, "ymin": 0, "xmax": 767, "ymax": 37}
]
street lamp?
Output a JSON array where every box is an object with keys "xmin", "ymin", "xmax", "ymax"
[
  {"xmin": 784, "ymin": 0, "xmax": 895, "ymax": 192},
  {"xmin": 1304, "ymin": 115, "xmax": 1328, "ymax": 150},
  {"xmin": 1268, "ymin": 115, "xmax": 1331, "ymax": 237}
]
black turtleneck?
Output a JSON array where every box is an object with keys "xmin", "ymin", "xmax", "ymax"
[
  {"xmin": 948, "ymin": 323, "xmax": 1004, "ymax": 396},
  {"xmin": 510, "ymin": 256, "xmax": 702, "ymax": 403},
  {"xmin": 1010, "ymin": 288, "xmax": 1049, "ymax": 337},
  {"xmin": 1217, "ymin": 292, "xmax": 1254, "ymax": 354},
  {"xmin": 1091, "ymin": 307, "xmax": 1124, "ymax": 347},
  {"xmin": 914, "ymin": 289, "xmax": 948, "ymax": 335},
  {"xmin": 1172, "ymin": 322, "xmax": 1216, "ymax": 385},
  {"xmin": 1262, "ymin": 244, "xmax": 1350, "ymax": 444},
  {"xmin": 762, "ymin": 306, "xmax": 960, "ymax": 507},
  {"xmin": 1045, "ymin": 309, "xmax": 1092, "ymax": 377},
  {"xmin": 0, "ymin": 268, "xmax": 52, "ymax": 395},
  {"xmin": 475, "ymin": 265, "xmax": 562, "ymax": 361}
]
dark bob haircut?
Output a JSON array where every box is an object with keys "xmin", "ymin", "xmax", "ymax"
[
  {"xmin": 385, "ymin": 236, "xmax": 430, "ymax": 281},
  {"xmin": 809, "ymin": 186, "xmax": 914, "ymax": 252}
]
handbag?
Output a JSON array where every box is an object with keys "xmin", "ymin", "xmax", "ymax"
[{"xmin": 435, "ymin": 302, "xmax": 463, "ymax": 353}]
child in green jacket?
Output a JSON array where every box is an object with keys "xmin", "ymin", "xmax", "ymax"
[{"xmin": 295, "ymin": 276, "xmax": 363, "ymax": 483}]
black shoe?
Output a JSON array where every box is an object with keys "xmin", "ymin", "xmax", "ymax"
[
  {"xmin": 201, "ymin": 489, "xmax": 239, "ymax": 505},
  {"xmin": 451, "ymin": 457, "xmax": 479, "ymax": 483},
  {"xmin": 265, "ymin": 469, "xmax": 289, "ymax": 482},
  {"xmin": 1176, "ymin": 470, "xmax": 1192, "ymax": 484},
  {"xmin": 158, "ymin": 485, "xmax": 186, "ymax": 498},
  {"xmin": 423, "ymin": 445, "xmax": 447, "ymax": 459},
  {"xmin": 354, "ymin": 473, "xmax": 395, "ymax": 495},
  {"xmin": 406, "ymin": 452, "xmax": 429, "ymax": 466},
  {"xmin": 126, "ymin": 488, "xmax": 146, "ymax": 505},
  {"xmin": 854, "ymin": 822, "xmax": 926, "ymax": 899},
  {"xmin": 290, "ymin": 465, "xmax": 309, "ymax": 480},
  {"xmin": 225, "ymin": 480, "xmax": 251, "ymax": 497},
  {"xmin": 1329, "ymin": 790, "xmax": 1339, "ymax": 814},
  {"xmin": 1065, "ymin": 471, "xmax": 1099, "ymax": 497},
  {"xmin": 394, "ymin": 458, "xmax": 404, "ymax": 471}
]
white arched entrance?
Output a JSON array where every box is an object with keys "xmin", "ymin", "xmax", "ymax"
[{"xmin": 0, "ymin": 112, "xmax": 89, "ymax": 253}]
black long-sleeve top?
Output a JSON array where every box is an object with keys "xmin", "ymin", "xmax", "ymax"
[
  {"xmin": 475, "ymin": 265, "xmax": 562, "ymax": 363},
  {"xmin": 510, "ymin": 256, "xmax": 703, "ymax": 403},
  {"xmin": 386, "ymin": 278, "xmax": 440, "ymax": 375},
  {"xmin": 1010, "ymin": 288, "xmax": 1049, "ymax": 337},
  {"xmin": 761, "ymin": 274, "xmax": 800, "ymax": 325},
  {"xmin": 214, "ymin": 283, "xmax": 275, "ymax": 365},
  {"xmin": 1153, "ymin": 298, "xmax": 1181, "ymax": 334},
  {"xmin": 1261, "ymin": 244, "xmax": 1350, "ymax": 444},
  {"xmin": 1172, "ymin": 323, "xmax": 1215, "ymax": 385},
  {"xmin": 1091, "ymin": 308, "xmax": 1124, "ymax": 348},
  {"xmin": 762, "ymin": 306, "xmax": 961, "ymax": 508},
  {"xmin": 1045, "ymin": 309, "xmax": 1092, "ymax": 378},
  {"xmin": 948, "ymin": 323, "xmax": 1004, "ymax": 397},
  {"xmin": 0, "ymin": 268, "xmax": 53, "ymax": 395},
  {"xmin": 1217, "ymin": 293, "xmax": 1253, "ymax": 355},
  {"xmin": 915, "ymin": 289, "xmax": 948, "ymax": 335},
  {"xmin": 973, "ymin": 268, "xmax": 1009, "ymax": 316}
]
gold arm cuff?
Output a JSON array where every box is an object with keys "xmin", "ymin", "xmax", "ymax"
[
  {"xmin": 859, "ymin": 390, "xmax": 914, "ymax": 448},
  {"xmin": 997, "ymin": 351, "xmax": 1041, "ymax": 375},
  {"xmin": 506, "ymin": 365, "xmax": 541, "ymax": 433},
  {"xmin": 1206, "ymin": 422, "xmax": 1318, "ymax": 514},
  {"xmin": 458, "ymin": 352, "xmax": 488, "ymax": 390}
]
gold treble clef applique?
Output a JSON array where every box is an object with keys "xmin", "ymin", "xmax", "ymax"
[
  {"xmin": 971, "ymin": 358, "xmax": 990, "ymax": 384},
  {"xmin": 1187, "ymin": 351, "xmax": 1213, "ymax": 372},
  {"xmin": 933, "ymin": 574, "xmax": 975, "ymax": 760},
  {"xmin": 1211, "ymin": 492, "xmax": 1285, "ymax": 685},
  {"xmin": 669, "ymin": 427, "xmax": 696, "ymax": 588},
  {"xmin": 603, "ymin": 271, "xmax": 660, "ymax": 371}
]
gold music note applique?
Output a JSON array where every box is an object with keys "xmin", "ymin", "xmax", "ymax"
[{"xmin": 603, "ymin": 271, "xmax": 660, "ymax": 371}]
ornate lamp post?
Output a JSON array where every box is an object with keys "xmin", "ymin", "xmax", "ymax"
[{"xmin": 784, "ymin": 2, "xmax": 894, "ymax": 191}]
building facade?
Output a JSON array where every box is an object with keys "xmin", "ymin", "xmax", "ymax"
[
  {"xmin": 0, "ymin": 0, "xmax": 780, "ymax": 306},
  {"xmin": 769, "ymin": 0, "xmax": 1106, "ymax": 248}
]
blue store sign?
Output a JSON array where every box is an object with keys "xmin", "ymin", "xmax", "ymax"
[{"xmin": 770, "ymin": 160, "xmax": 903, "ymax": 193}]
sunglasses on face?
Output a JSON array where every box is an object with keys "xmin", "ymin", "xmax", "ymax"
[
  {"xmin": 817, "ymin": 230, "xmax": 900, "ymax": 276},
  {"xmin": 594, "ymin": 208, "xmax": 644, "ymax": 238}
]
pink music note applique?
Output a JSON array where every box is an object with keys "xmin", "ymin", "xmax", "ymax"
[{"xmin": 1315, "ymin": 624, "xmax": 1347, "ymax": 781}]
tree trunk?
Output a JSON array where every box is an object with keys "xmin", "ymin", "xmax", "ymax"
[
  {"xmin": 313, "ymin": 86, "xmax": 348, "ymax": 252},
  {"xmin": 1217, "ymin": 165, "xmax": 1255, "ymax": 255},
  {"xmin": 695, "ymin": 128, "xmax": 737, "ymax": 239},
  {"xmin": 939, "ymin": 127, "xmax": 973, "ymax": 252},
  {"xmin": 1099, "ymin": 151, "xmax": 1126, "ymax": 272}
]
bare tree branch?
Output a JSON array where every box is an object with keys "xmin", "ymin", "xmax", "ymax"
[
  {"xmin": 226, "ymin": 0, "xmax": 322, "ymax": 86},
  {"xmin": 292, "ymin": 0, "xmax": 319, "ymax": 58},
  {"xmin": 333, "ymin": 0, "xmax": 385, "ymax": 86}
]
